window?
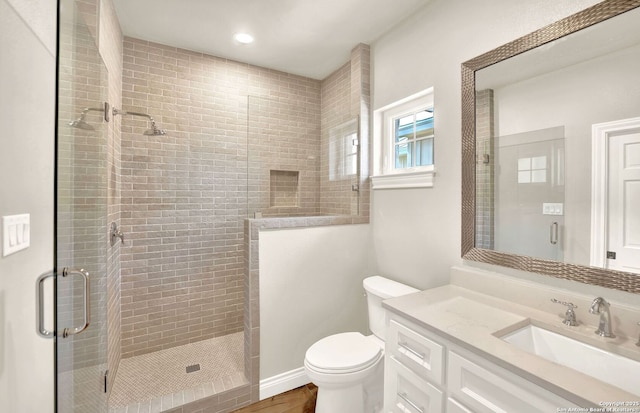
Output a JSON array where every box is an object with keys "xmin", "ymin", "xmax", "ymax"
[
  {"xmin": 329, "ymin": 119, "xmax": 358, "ymax": 181},
  {"xmin": 517, "ymin": 156, "xmax": 547, "ymax": 183},
  {"xmin": 372, "ymin": 88, "xmax": 435, "ymax": 189},
  {"xmin": 393, "ymin": 108, "xmax": 434, "ymax": 169}
]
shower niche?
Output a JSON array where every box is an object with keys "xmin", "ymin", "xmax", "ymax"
[{"xmin": 270, "ymin": 170, "xmax": 300, "ymax": 208}]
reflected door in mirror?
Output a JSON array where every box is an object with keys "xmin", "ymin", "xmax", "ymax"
[{"xmin": 606, "ymin": 128, "xmax": 640, "ymax": 274}]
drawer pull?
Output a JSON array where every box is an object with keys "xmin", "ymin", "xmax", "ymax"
[
  {"xmin": 399, "ymin": 341, "xmax": 425, "ymax": 360},
  {"xmin": 398, "ymin": 392, "xmax": 424, "ymax": 413}
]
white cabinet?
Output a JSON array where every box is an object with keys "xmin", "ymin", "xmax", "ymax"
[
  {"xmin": 385, "ymin": 356, "xmax": 443, "ymax": 413},
  {"xmin": 387, "ymin": 319, "xmax": 444, "ymax": 385},
  {"xmin": 446, "ymin": 398, "xmax": 473, "ymax": 413},
  {"xmin": 384, "ymin": 315, "xmax": 581, "ymax": 413},
  {"xmin": 448, "ymin": 351, "xmax": 580, "ymax": 413}
]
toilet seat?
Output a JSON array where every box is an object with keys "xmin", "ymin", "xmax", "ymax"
[{"xmin": 305, "ymin": 332, "xmax": 383, "ymax": 374}]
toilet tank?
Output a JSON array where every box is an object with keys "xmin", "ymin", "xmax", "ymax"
[{"xmin": 363, "ymin": 276, "xmax": 419, "ymax": 340}]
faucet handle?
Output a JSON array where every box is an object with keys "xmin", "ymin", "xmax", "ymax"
[
  {"xmin": 551, "ymin": 298, "xmax": 577, "ymax": 309},
  {"xmin": 551, "ymin": 298, "xmax": 578, "ymax": 326},
  {"xmin": 110, "ymin": 222, "xmax": 125, "ymax": 246}
]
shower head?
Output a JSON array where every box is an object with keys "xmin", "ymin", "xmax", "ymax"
[
  {"xmin": 68, "ymin": 116, "xmax": 95, "ymax": 131},
  {"xmin": 143, "ymin": 118, "xmax": 167, "ymax": 136},
  {"xmin": 144, "ymin": 126, "xmax": 167, "ymax": 136},
  {"xmin": 68, "ymin": 106, "xmax": 106, "ymax": 131}
]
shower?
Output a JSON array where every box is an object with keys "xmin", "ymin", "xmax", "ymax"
[
  {"xmin": 56, "ymin": 2, "xmax": 367, "ymax": 410},
  {"xmin": 69, "ymin": 104, "xmax": 167, "ymax": 135}
]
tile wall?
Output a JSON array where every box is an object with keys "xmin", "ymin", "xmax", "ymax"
[
  {"xmin": 319, "ymin": 61, "xmax": 355, "ymax": 215},
  {"xmin": 475, "ymin": 89, "xmax": 495, "ymax": 249},
  {"xmin": 119, "ymin": 37, "xmax": 323, "ymax": 358},
  {"xmin": 320, "ymin": 43, "xmax": 371, "ymax": 217},
  {"xmin": 247, "ymin": 96, "xmax": 321, "ymax": 217},
  {"xmin": 247, "ymin": 43, "xmax": 371, "ymax": 218}
]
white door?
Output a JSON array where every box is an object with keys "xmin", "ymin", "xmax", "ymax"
[{"xmin": 607, "ymin": 131, "xmax": 640, "ymax": 273}]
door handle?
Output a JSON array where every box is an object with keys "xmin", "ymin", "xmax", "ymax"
[
  {"xmin": 62, "ymin": 268, "xmax": 91, "ymax": 338},
  {"xmin": 36, "ymin": 271, "xmax": 55, "ymax": 338},
  {"xmin": 550, "ymin": 222, "xmax": 559, "ymax": 245}
]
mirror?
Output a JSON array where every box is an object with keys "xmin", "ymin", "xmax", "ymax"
[{"xmin": 461, "ymin": 0, "xmax": 640, "ymax": 294}]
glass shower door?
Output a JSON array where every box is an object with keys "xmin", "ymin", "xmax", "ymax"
[
  {"xmin": 56, "ymin": 0, "xmax": 109, "ymax": 411},
  {"xmin": 495, "ymin": 133, "xmax": 565, "ymax": 261}
]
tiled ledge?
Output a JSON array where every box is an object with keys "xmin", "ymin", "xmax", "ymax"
[{"xmin": 247, "ymin": 215, "xmax": 369, "ymax": 235}]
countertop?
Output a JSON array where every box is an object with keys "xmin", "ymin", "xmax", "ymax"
[{"xmin": 383, "ymin": 284, "xmax": 640, "ymax": 406}]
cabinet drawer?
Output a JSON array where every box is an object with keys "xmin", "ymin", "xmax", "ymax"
[
  {"xmin": 384, "ymin": 356, "xmax": 443, "ymax": 413},
  {"xmin": 388, "ymin": 319, "xmax": 444, "ymax": 385},
  {"xmin": 446, "ymin": 398, "xmax": 473, "ymax": 413},
  {"xmin": 448, "ymin": 351, "xmax": 579, "ymax": 413}
]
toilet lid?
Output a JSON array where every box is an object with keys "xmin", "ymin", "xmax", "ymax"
[{"xmin": 305, "ymin": 332, "xmax": 382, "ymax": 374}]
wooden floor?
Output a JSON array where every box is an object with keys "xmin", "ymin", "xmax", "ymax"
[{"xmin": 231, "ymin": 384, "xmax": 317, "ymax": 413}]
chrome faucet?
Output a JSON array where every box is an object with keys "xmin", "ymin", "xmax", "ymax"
[
  {"xmin": 551, "ymin": 298, "xmax": 578, "ymax": 326},
  {"xmin": 589, "ymin": 297, "xmax": 615, "ymax": 338}
]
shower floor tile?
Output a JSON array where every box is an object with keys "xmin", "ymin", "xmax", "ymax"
[{"xmin": 109, "ymin": 332, "xmax": 247, "ymax": 412}]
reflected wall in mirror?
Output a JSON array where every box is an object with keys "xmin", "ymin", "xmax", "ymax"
[{"xmin": 462, "ymin": 0, "xmax": 640, "ymax": 294}]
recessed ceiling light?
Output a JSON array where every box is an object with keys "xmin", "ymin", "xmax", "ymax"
[{"xmin": 234, "ymin": 33, "xmax": 254, "ymax": 44}]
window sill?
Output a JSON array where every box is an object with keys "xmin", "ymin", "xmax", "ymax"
[{"xmin": 371, "ymin": 169, "xmax": 435, "ymax": 190}]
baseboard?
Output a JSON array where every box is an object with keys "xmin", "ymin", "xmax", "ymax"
[{"xmin": 259, "ymin": 367, "xmax": 310, "ymax": 400}]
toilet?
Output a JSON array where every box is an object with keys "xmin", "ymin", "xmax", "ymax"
[{"xmin": 304, "ymin": 276, "xmax": 419, "ymax": 413}]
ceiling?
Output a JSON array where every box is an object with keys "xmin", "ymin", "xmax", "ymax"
[{"xmin": 112, "ymin": 0, "xmax": 429, "ymax": 80}]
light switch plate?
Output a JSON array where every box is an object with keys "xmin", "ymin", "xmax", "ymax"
[
  {"xmin": 542, "ymin": 203, "xmax": 564, "ymax": 216},
  {"xmin": 2, "ymin": 214, "xmax": 30, "ymax": 257}
]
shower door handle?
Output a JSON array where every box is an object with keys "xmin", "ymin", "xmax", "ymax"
[
  {"xmin": 550, "ymin": 222, "xmax": 559, "ymax": 245},
  {"xmin": 62, "ymin": 268, "xmax": 91, "ymax": 338},
  {"xmin": 36, "ymin": 271, "xmax": 55, "ymax": 338}
]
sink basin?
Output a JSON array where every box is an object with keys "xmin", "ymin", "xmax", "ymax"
[{"xmin": 500, "ymin": 323, "xmax": 640, "ymax": 397}]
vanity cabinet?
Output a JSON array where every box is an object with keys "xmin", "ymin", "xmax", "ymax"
[{"xmin": 384, "ymin": 314, "xmax": 581, "ymax": 413}]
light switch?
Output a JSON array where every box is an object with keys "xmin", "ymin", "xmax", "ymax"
[
  {"xmin": 542, "ymin": 203, "xmax": 564, "ymax": 216},
  {"xmin": 2, "ymin": 214, "xmax": 30, "ymax": 257},
  {"xmin": 9, "ymin": 225, "xmax": 17, "ymax": 246},
  {"xmin": 16, "ymin": 224, "xmax": 24, "ymax": 243}
]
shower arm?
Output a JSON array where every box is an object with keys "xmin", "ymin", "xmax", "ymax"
[
  {"xmin": 77, "ymin": 103, "xmax": 110, "ymax": 122},
  {"xmin": 83, "ymin": 106, "xmax": 107, "ymax": 114},
  {"xmin": 112, "ymin": 107, "xmax": 166, "ymax": 136},
  {"xmin": 113, "ymin": 108, "xmax": 158, "ymax": 126}
]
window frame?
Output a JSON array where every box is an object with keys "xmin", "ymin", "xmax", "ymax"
[{"xmin": 372, "ymin": 88, "xmax": 435, "ymax": 189}]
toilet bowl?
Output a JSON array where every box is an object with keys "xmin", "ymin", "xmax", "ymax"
[{"xmin": 304, "ymin": 276, "xmax": 418, "ymax": 413}]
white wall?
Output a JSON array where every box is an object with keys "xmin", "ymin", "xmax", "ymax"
[
  {"xmin": 0, "ymin": 0, "xmax": 56, "ymax": 411},
  {"xmin": 369, "ymin": 0, "xmax": 600, "ymax": 290},
  {"xmin": 259, "ymin": 224, "xmax": 372, "ymax": 381}
]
